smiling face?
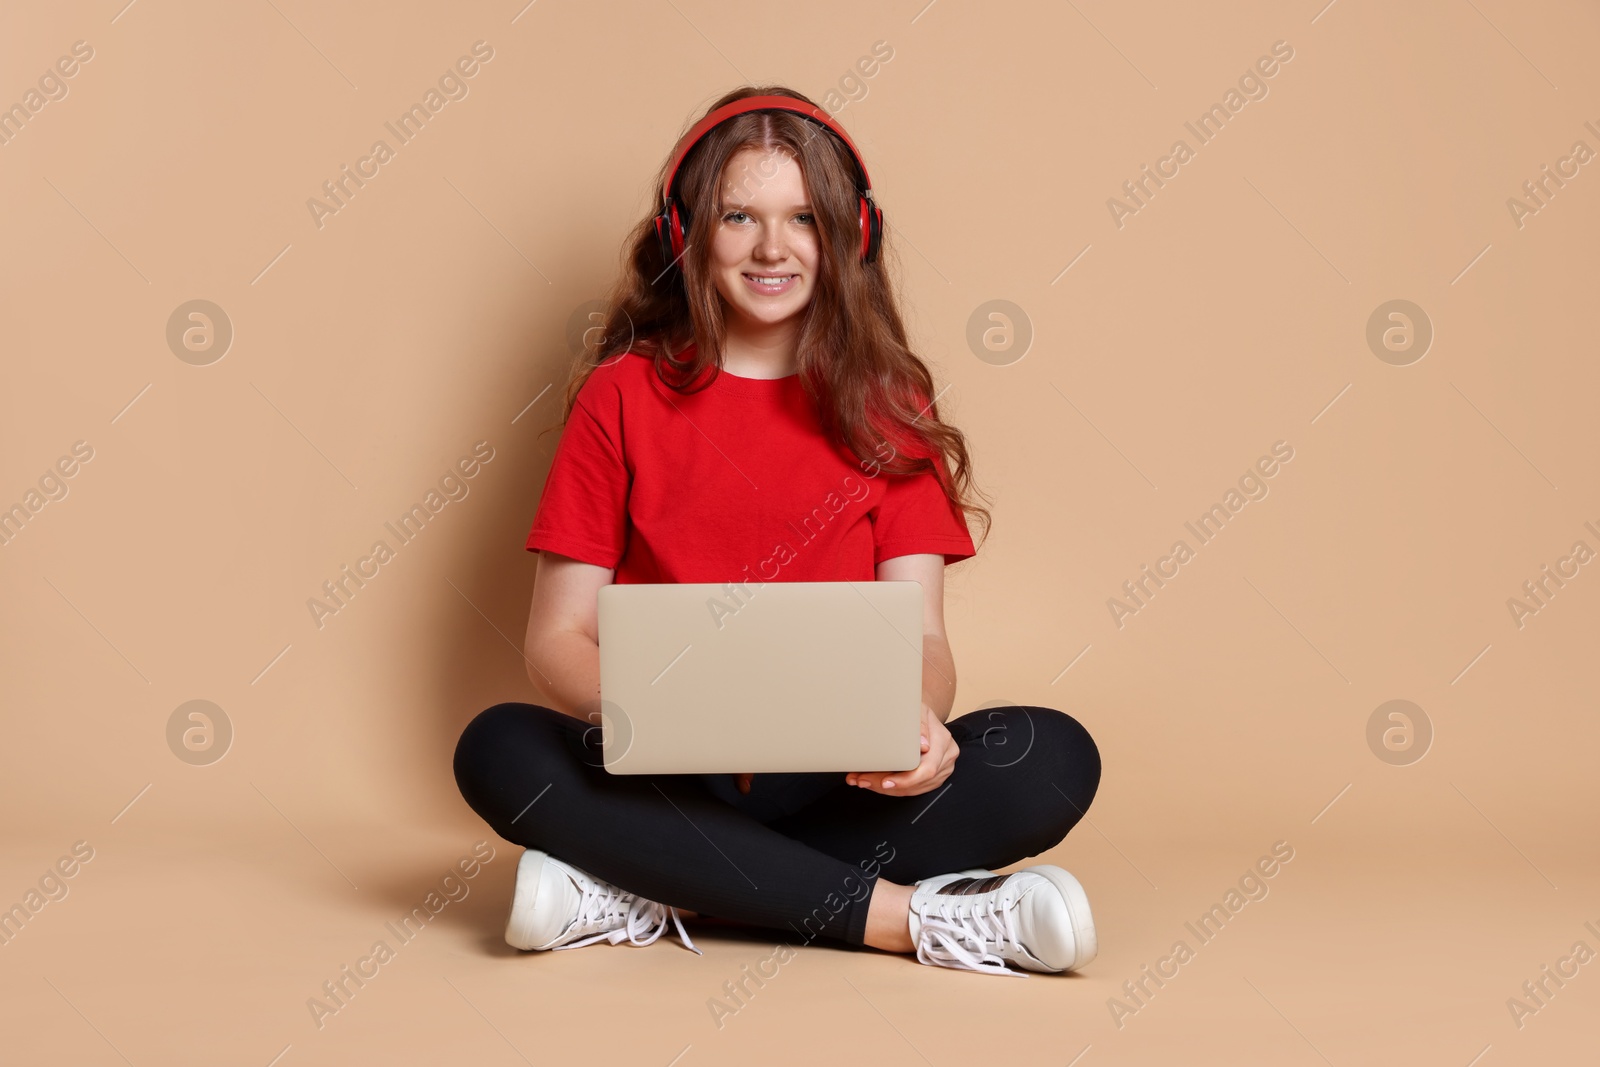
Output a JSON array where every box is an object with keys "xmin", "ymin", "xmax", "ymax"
[{"xmin": 708, "ymin": 146, "xmax": 821, "ymax": 336}]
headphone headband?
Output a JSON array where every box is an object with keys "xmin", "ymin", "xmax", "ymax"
[{"xmin": 660, "ymin": 94, "xmax": 875, "ymax": 208}]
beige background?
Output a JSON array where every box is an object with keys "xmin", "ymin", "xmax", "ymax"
[{"xmin": 3, "ymin": 0, "xmax": 1596, "ymax": 1063}]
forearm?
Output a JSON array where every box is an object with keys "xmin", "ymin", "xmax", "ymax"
[
  {"xmin": 525, "ymin": 628, "xmax": 603, "ymax": 724},
  {"xmin": 921, "ymin": 631, "xmax": 957, "ymax": 723}
]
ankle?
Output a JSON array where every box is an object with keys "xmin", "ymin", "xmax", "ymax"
[{"xmin": 863, "ymin": 880, "xmax": 916, "ymax": 953}]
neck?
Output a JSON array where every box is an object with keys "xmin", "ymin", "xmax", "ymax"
[{"xmin": 720, "ymin": 312, "xmax": 799, "ymax": 378}]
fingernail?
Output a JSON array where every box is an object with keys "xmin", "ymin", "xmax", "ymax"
[{"xmin": 883, "ymin": 780, "xmax": 895, "ymax": 788}]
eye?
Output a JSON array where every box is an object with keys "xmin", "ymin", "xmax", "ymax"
[
  {"xmin": 795, "ymin": 213, "xmax": 815, "ymax": 225},
  {"xmin": 722, "ymin": 210, "xmax": 750, "ymax": 224}
]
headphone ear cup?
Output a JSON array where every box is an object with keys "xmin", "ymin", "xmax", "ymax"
[
  {"xmin": 653, "ymin": 210, "xmax": 673, "ymax": 267},
  {"xmin": 669, "ymin": 201, "xmax": 688, "ymax": 262},
  {"xmin": 654, "ymin": 199, "xmax": 689, "ymax": 274},
  {"xmin": 652, "ymin": 207, "xmax": 672, "ymax": 268},
  {"xmin": 859, "ymin": 196, "xmax": 883, "ymax": 264}
]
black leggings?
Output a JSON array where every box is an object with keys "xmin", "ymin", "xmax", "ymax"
[{"xmin": 453, "ymin": 702, "xmax": 1101, "ymax": 947}]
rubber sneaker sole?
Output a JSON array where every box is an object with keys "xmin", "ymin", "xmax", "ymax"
[
  {"xmin": 1021, "ymin": 865, "xmax": 1097, "ymax": 971},
  {"xmin": 505, "ymin": 848, "xmax": 553, "ymax": 951}
]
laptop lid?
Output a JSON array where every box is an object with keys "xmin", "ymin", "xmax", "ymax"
[{"xmin": 596, "ymin": 580, "xmax": 924, "ymax": 774}]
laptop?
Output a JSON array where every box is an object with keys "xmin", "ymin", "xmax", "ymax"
[{"xmin": 596, "ymin": 580, "xmax": 924, "ymax": 774}]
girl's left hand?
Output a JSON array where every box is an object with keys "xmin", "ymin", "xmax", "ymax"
[{"xmin": 845, "ymin": 703, "xmax": 957, "ymax": 797}]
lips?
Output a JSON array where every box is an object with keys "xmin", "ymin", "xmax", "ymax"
[{"xmin": 742, "ymin": 272, "xmax": 799, "ymax": 294}]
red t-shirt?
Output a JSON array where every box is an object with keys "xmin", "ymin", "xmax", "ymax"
[{"xmin": 525, "ymin": 348, "xmax": 976, "ymax": 583}]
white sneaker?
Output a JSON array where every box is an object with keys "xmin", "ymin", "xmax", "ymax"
[
  {"xmin": 907, "ymin": 866, "xmax": 1096, "ymax": 976},
  {"xmin": 505, "ymin": 849, "xmax": 701, "ymax": 955}
]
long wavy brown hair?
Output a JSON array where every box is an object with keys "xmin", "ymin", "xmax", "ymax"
[{"xmin": 549, "ymin": 84, "xmax": 991, "ymax": 547}]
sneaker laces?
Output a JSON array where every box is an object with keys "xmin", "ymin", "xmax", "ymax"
[
  {"xmin": 553, "ymin": 879, "xmax": 701, "ymax": 955},
  {"xmin": 914, "ymin": 893, "xmax": 1029, "ymax": 978}
]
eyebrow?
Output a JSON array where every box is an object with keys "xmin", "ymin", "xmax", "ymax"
[{"xmin": 718, "ymin": 200, "xmax": 813, "ymax": 212}]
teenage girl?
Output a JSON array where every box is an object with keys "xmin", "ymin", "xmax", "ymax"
[{"xmin": 453, "ymin": 86, "xmax": 1103, "ymax": 976}]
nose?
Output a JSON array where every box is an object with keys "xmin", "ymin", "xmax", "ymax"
[{"xmin": 753, "ymin": 221, "xmax": 788, "ymax": 265}]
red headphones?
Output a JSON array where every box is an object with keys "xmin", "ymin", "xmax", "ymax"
[{"xmin": 653, "ymin": 94, "xmax": 884, "ymax": 273}]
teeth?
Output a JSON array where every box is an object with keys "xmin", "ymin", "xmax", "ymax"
[{"xmin": 748, "ymin": 275, "xmax": 793, "ymax": 284}]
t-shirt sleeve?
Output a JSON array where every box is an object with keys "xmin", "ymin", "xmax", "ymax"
[
  {"xmin": 524, "ymin": 389, "xmax": 630, "ymax": 569},
  {"xmin": 872, "ymin": 453, "xmax": 977, "ymax": 567}
]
